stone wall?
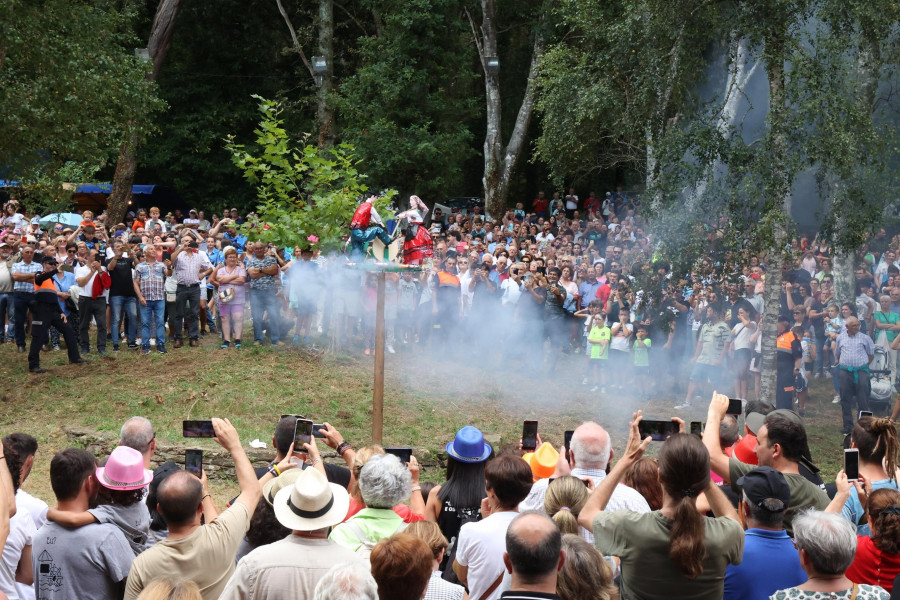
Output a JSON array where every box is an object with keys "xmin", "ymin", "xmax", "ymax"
[{"xmin": 63, "ymin": 427, "xmax": 499, "ymax": 480}]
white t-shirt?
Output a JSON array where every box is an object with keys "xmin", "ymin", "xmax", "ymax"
[
  {"xmin": 74, "ymin": 264, "xmax": 109, "ymax": 300},
  {"xmin": 731, "ymin": 321, "xmax": 756, "ymax": 351},
  {"xmin": 535, "ymin": 232, "xmax": 555, "ymax": 245},
  {"xmin": 610, "ymin": 323, "xmax": 633, "ymax": 352},
  {"xmin": 500, "ymin": 278, "xmax": 523, "ymax": 306},
  {"xmin": 459, "ymin": 270, "xmax": 474, "ymax": 316},
  {"xmin": 1, "ymin": 509, "xmax": 36, "ymax": 599},
  {"xmin": 456, "ymin": 511, "xmax": 518, "ymax": 600}
]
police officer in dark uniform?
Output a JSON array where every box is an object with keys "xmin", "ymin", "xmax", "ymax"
[{"xmin": 28, "ymin": 255, "xmax": 88, "ymax": 373}]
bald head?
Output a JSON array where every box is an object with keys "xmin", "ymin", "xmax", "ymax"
[
  {"xmin": 157, "ymin": 470, "xmax": 203, "ymax": 526},
  {"xmin": 505, "ymin": 512, "xmax": 563, "ymax": 584},
  {"xmin": 570, "ymin": 422, "xmax": 612, "ymax": 469}
]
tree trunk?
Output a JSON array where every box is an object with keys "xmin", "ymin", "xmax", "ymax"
[
  {"xmin": 832, "ymin": 251, "xmax": 855, "ymax": 305},
  {"xmin": 107, "ymin": 0, "xmax": 182, "ymax": 224},
  {"xmin": 317, "ymin": 0, "xmax": 335, "ymax": 148},
  {"xmin": 477, "ymin": 0, "xmax": 544, "ymax": 219},
  {"xmin": 758, "ymin": 33, "xmax": 791, "ymax": 406}
]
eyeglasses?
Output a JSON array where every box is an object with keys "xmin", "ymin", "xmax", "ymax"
[{"xmin": 67, "ymin": 249, "xmax": 76, "ymax": 253}]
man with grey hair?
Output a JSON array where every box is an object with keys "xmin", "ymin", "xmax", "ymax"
[
  {"xmin": 503, "ymin": 512, "xmax": 565, "ymax": 599},
  {"xmin": 835, "ymin": 315, "xmax": 874, "ymax": 435},
  {"xmin": 329, "ymin": 454, "xmax": 412, "ymax": 553},
  {"xmin": 119, "ymin": 417, "xmax": 155, "ymax": 469},
  {"xmin": 519, "ymin": 421, "xmax": 649, "ymax": 541},
  {"xmin": 771, "ymin": 510, "xmax": 882, "ymax": 598},
  {"xmin": 312, "ymin": 563, "xmax": 377, "ymax": 600}
]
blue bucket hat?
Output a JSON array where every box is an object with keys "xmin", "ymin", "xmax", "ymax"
[{"xmin": 446, "ymin": 426, "xmax": 492, "ymax": 463}]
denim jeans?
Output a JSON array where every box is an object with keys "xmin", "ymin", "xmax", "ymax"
[
  {"xmin": 13, "ymin": 291, "xmax": 34, "ymax": 348},
  {"xmin": 349, "ymin": 226, "xmax": 392, "ymax": 259},
  {"xmin": 250, "ymin": 288, "xmax": 281, "ymax": 344},
  {"xmin": 109, "ymin": 295, "xmax": 138, "ymax": 345},
  {"xmin": 140, "ymin": 299, "xmax": 166, "ymax": 349},
  {"xmin": 0, "ymin": 291, "xmax": 13, "ymax": 341}
]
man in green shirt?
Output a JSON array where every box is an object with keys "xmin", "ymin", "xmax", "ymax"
[
  {"xmin": 676, "ymin": 302, "xmax": 732, "ymax": 409},
  {"xmin": 702, "ymin": 393, "xmax": 829, "ymax": 535}
]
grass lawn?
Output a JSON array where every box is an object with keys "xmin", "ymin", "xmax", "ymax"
[{"xmin": 0, "ymin": 335, "xmax": 860, "ymax": 505}]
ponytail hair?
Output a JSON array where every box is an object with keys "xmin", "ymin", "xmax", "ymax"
[
  {"xmin": 658, "ymin": 434, "xmax": 711, "ymax": 579},
  {"xmin": 544, "ymin": 476, "xmax": 589, "ymax": 535},
  {"xmin": 869, "ymin": 488, "xmax": 900, "ymax": 554},
  {"xmin": 852, "ymin": 417, "xmax": 899, "ymax": 482}
]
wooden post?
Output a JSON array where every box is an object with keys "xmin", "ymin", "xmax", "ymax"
[{"xmin": 372, "ymin": 271, "xmax": 386, "ymax": 445}]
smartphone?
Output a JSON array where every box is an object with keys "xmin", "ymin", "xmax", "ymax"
[
  {"xmin": 185, "ymin": 449, "xmax": 203, "ymax": 478},
  {"xmin": 726, "ymin": 398, "xmax": 743, "ymax": 415},
  {"xmin": 384, "ymin": 447, "xmax": 413, "ymax": 464},
  {"xmin": 858, "ymin": 410, "xmax": 873, "ymax": 419},
  {"xmin": 162, "ymin": 251, "xmax": 171, "ymax": 261},
  {"xmin": 312, "ymin": 423, "xmax": 327, "ymax": 439},
  {"xmin": 564, "ymin": 430, "xmax": 575, "ymax": 455},
  {"xmin": 183, "ymin": 420, "xmax": 215, "ymax": 438},
  {"xmin": 638, "ymin": 420, "xmax": 679, "ymax": 442},
  {"xmin": 844, "ymin": 448, "xmax": 860, "ymax": 481},
  {"xmin": 293, "ymin": 418, "xmax": 313, "ymax": 452},
  {"xmin": 60, "ymin": 264, "xmax": 74, "ymax": 272},
  {"xmin": 537, "ymin": 266, "xmax": 546, "ymax": 275},
  {"xmin": 522, "ymin": 421, "xmax": 539, "ymax": 452},
  {"xmin": 690, "ymin": 421, "xmax": 703, "ymax": 437}
]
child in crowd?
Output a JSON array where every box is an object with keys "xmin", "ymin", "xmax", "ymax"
[
  {"xmin": 824, "ymin": 303, "xmax": 843, "ymax": 367},
  {"xmin": 79, "ymin": 210, "xmax": 95, "ymax": 228},
  {"xmin": 45, "ymin": 446, "xmax": 153, "ymax": 556},
  {"xmin": 584, "ymin": 302, "xmax": 610, "ymax": 392},
  {"xmin": 633, "ymin": 324, "xmax": 652, "ymax": 397},
  {"xmin": 514, "ymin": 202, "xmax": 526, "ymax": 221}
]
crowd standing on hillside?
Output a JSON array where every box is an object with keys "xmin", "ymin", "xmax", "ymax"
[{"xmin": 2, "ymin": 192, "xmax": 900, "ymax": 598}]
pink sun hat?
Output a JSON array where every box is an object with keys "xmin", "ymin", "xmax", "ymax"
[{"xmin": 95, "ymin": 446, "xmax": 154, "ymax": 491}]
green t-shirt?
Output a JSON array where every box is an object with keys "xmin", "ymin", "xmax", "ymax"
[
  {"xmin": 593, "ymin": 510, "xmax": 744, "ymax": 600},
  {"xmin": 874, "ymin": 311, "xmax": 899, "ymax": 343},
  {"xmin": 728, "ymin": 458, "xmax": 829, "ymax": 536},
  {"xmin": 588, "ymin": 325, "xmax": 611, "ymax": 359},
  {"xmin": 633, "ymin": 338, "xmax": 651, "ymax": 366}
]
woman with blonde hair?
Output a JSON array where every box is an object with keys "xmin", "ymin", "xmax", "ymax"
[
  {"xmin": 135, "ymin": 578, "xmax": 201, "ymax": 600},
  {"xmin": 405, "ymin": 521, "xmax": 468, "ymax": 600},
  {"xmin": 544, "ymin": 476, "xmax": 589, "ymax": 535},
  {"xmin": 557, "ymin": 534, "xmax": 618, "ymax": 600},
  {"xmin": 209, "ymin": 246, "xmax": 246, "ymax": 348}
]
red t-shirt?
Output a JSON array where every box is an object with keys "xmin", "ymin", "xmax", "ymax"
[
  {"xmin": 595, "ymin": 284, "xmax": 612, "ymax": 305},
  {"xmin": 533, "ymin": 198, "xmax": 548, "ymax": 213},
  {"xmin": 846, "ymin": 535, "xmax": 900, "ymax": 592}
]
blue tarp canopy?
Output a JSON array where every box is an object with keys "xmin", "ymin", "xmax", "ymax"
[
  {"xmin": 0, "ymin": 180, "xmax": 158, "ymax": 194},
  {"xmin": 74, "ymin": 184, "xmax": 157, "ymax": 194}
]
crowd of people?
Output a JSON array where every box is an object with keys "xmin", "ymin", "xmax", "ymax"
[
  {"xmin": 4, "ymin": 191, "xmax": 900, "ymax": 422},
  {"xmin": 3, "ymin": 189, "xmax": 900, "ymax": 598},
  {"xmin": 1, "ymin": 392, "xmax": 899, "ymax": 600}
]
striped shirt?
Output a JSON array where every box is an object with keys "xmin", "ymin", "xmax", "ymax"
[
  {"xmin": 134, "ymin": 261, "xmax": 168, "ymax": 302},
  {"xmin": 424, "ymin": 571, "xmax": 465, "ymax": 600},
  {"xmin": 11, "ymin": 260, "xmax": 42, "ymax": 293},
  {"xmin": 173, "ymin": 250, "xmax": 211, "ymax": 286}
]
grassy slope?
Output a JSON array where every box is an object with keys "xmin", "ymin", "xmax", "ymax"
[{"xmin": 0, "ymin": 338, "xmax": 852, "ymax": 504}]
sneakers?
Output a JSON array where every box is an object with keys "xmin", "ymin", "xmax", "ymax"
[
  {"xmin": 189, "ymin": 339, "xmax": 199, "ymax": 347},
  {"xmin": 590, "ymin": 385, "xmax": 599, "ymax": 392},
  {"xmin": 234, "ymin": 340, "xmax": 242, "ymax": 348},
  {"xmin": 387, "ymin": 344, "xmax": 395, "ymax": 354},
  {"xmin": 127, "ymin": 342, "xmax": 139, "ymax": 350},
  {"xmin": 674, "ymin": 401, "xmax": 692, "ymax": 410},
  {"xmin": 113, "ymin": 344, "xmax": 120, "ymax": 351},
  {"xmin": 142, "ymin": 347, "xmax": 151, "ymax": 355},
  {"xmin": 17, "ymin": 346, "xmax": 26, "ymax": 353},
  {"xmin": 81, "ymin": 346, "xmax": 90, "ymax": 355},
  {"xmin": 29, "ymin": 367, "xmax": 47, "ymax": 374},
  {"xmin": 173, "ymin": 339, "xmax": 184, "ymax": 349},
  {"xmin": 157, "ymin": 345, "xmax": 167, "ymax": 354},
  {"xmin": 52, "ymin": 345, "xmax": 60, "ymax": 351},
  {"xmin": 293, "ymin": 334, "xmax": 300, "ymax": 345},
  {"xmin": 97, "ymin": 348, "xmax": 107, "ymax": 356},
  {"xmin": 220, "ymin": 341, "xmax": 231, "ymax": 349},
  {"xmin": 582, "ymin": 377, "xmax": 588, "ymax": 385},
  {"xmin": 832, "ymin": 395, "xmax": 841, "ymax": 404},
  {"xmin": 70, "ymin": 357, "xmax": 90, "ymax": 365}
]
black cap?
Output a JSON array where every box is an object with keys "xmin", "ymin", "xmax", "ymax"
[
  {"xmin": 42, "ymin": 255, "xmax": 58, "ymax": 265},
  {"xmin": 736, "ymin": 466, "xmax": 790, "ymax": 511}
]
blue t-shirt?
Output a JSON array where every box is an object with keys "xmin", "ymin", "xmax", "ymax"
[
  {"xmin": 724, "ymin": 528, "xmax": 805, "ymax": 600},
  {"xmin": 841, "ymin": 478, "xmax": 899, "ymax": 536}
]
